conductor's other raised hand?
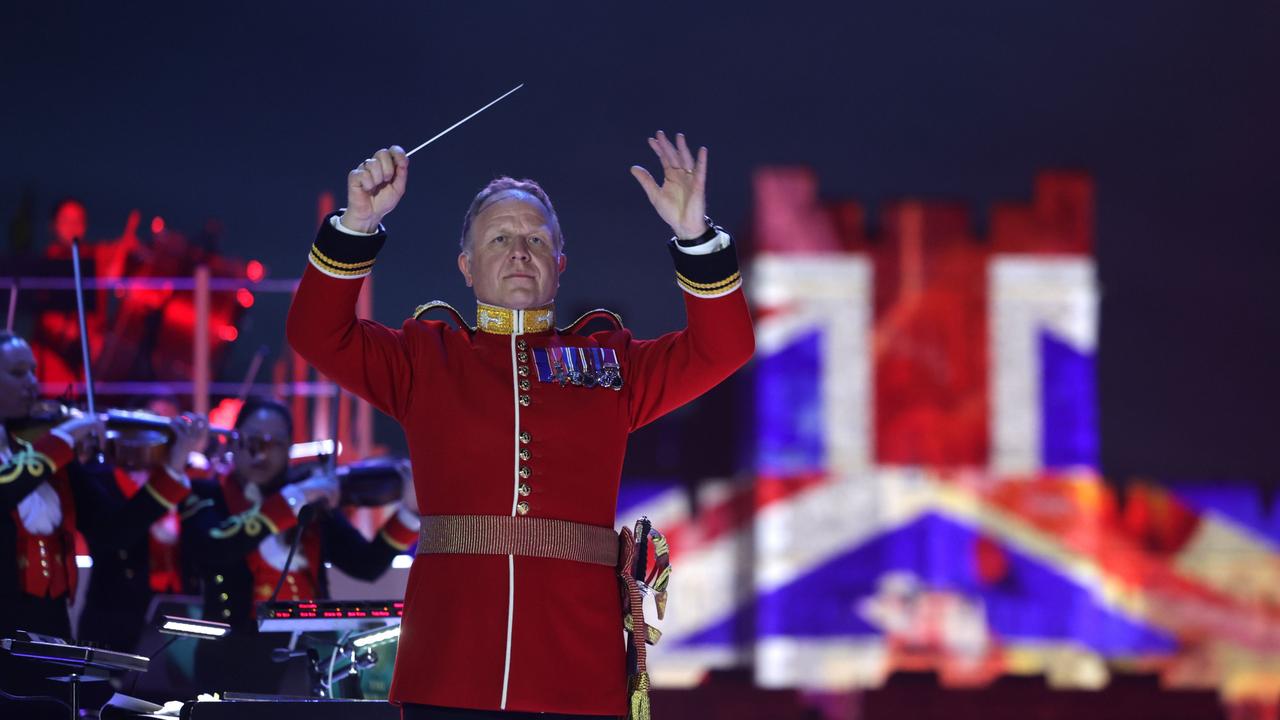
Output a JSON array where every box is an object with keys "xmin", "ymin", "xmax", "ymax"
[
  {"xmin": 340, "ymin": 146, "xmax": 409, "ymax": 234},
  {"xmin": 629, "ymin": 131, "xmax": 709, "ymax": 241}
]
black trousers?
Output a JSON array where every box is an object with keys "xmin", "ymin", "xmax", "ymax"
[{"xmin": 402, "ymin": 704, "xmax": 620, "ymax": 720}]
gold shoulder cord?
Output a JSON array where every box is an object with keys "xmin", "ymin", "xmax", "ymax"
[
  {"xmin": 209, "ymin": 502, "xmax": 277, "ymax": 539},
  {"xmin": 413, "ymin": 300, "xmax": 474, "ymax": 333},
  {"xmin": 560, "ymin": 308, "xmax": 625, "ymax": 335},
  {"xmin": 0, "ymin": 437, "xmax": 55, "ymax": 486}
]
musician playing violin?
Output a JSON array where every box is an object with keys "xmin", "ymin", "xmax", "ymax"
[
  {"xmin": 74, "ymin": 401, "xmax": 208, "ymax": 656},
  {"xmin": 179, "ymin": 398, "xmax": 420, "ymax": 695},
  {"xmin": 0, "ymin": 330, "xmax": 198, "ymax": 716}
]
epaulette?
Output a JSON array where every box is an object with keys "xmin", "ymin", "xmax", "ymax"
[
  {"xmin": 411, "ymin": 301, "xmax": 474, "ymax": 333},
  {"xmin": 560, "ymin": 308, "xmax": 625, "ymax": 336}
]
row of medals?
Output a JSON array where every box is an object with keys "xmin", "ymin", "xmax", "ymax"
[{"xmin": 547, "ymin": 358, "xmax": 624, "ymax": 391}]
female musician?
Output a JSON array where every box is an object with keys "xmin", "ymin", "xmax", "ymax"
[
  {"xmin": 179, "ymin": 398, "xmax": 420, "ymax": 695},
  {"xmin": 0, "ymin": 332, "xmax": 103, "ymax": 637},
  {"xmin": 0, "ymin": 331, "xmax": 101, "ymax": 718},
  {"xmin": 0, "ymin": 333, "xmax": 180, "ymax": 712}
]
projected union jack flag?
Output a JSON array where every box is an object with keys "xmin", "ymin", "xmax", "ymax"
[{"xmin": 619, "ymin": 170, "xmax": 1280, "ymax": 704}]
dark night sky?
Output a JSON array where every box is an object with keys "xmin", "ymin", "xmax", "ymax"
[{"xmin": 3, "ymin": 2, "xmax": 1277, "ymax": 483}]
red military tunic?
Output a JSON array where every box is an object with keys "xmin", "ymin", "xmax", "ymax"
[
  {"xmin": 287, "ymin": 215, "xmax": 753, "ymax": 715},
  {"xmin": 1, "ymin": 431, "xmax": 190, "ymax": 628}
]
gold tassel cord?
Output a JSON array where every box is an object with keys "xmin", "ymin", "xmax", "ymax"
[
  {"xmin": 619, "ymin": 520, "xmax": 673, "ymax": 719},
  {"xmin": 628, "ymin": 672, "xmax": 651, "ymax": 720}
]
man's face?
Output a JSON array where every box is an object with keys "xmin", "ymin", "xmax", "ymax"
[
  {"xmin": 458, "ymin": 194, "xmax": 566, "ymax": 310},
  {"xmin": 0, "ymin": 340, "xmax": 39, "ymax": 420}
]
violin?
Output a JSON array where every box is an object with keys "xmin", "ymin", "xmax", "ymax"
[
  {"xmin": 336, "ymin": 457, "xmax": 407, "ymax": 507},
  {"xmin": 9, "ymin": 399, "xmax": 237, "ymax": 470},
  {"xmin": 284, "ymin": 456, "xmax": 407, "ymax": 507}
]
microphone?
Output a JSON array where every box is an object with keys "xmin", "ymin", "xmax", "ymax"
[
  {"xmin": 270, "ymin": 647, "xmax": 310, "ymax": 663},
  {"xmin": 297, "ymin": 500, "xmax": 327, "ymax": 522}
]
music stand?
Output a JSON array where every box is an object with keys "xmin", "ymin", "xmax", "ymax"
[{"xmin": 2, "ymin": 631, "xmax": 149, "ymax": 720}]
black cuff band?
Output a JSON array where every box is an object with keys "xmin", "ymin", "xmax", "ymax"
[
  {"xmin": 309, "ymin": 212, "xmax": 388, "ymax": 278},
  {"xmin": 667, "ymin": 235, "xmax": 742, "ymax": 298}
]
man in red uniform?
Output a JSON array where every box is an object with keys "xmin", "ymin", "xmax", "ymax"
[{"xmin": 287, "ymin": 131, "xmax": 753, "ymax": 719}]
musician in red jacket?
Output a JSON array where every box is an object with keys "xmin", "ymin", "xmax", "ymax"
[
  {"xmin": 287, "ymin": 131, "xmax": 753, "ymax": 719},
  {"xmin": 179, "ymin": 398, "xmax": 419, "ymax": 695},
  {"xmin": 0, "ymin": 331, "xmax": 196, "ymax": 719}
]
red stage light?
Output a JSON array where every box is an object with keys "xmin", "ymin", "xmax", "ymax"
[
  {"xmin": 209, "ymin": 398, "xmax": 243, "ymax": 431},
  {"xmin": 218, "ymin": 325, "xmax": 239, "ymax": 342},
  {"xmin": 236, "ymin": 288, "xmax": 255, "ymax": 308},
  {"xmin": 151, "ymin": 216, "xmax": 165, "ymax": 234},
  {"xmin": 246, "ymin": 260, "xmax": 265, "ymax": 282}
]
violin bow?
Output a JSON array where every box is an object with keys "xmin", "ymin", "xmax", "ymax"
[
  {"xmin": 70, "ymin": 239, "xmax": 97, "ymax": 418},
  {"xmin": 5, "ymin": 280, "xmax": 16, "ymax": 333},
  {"xmin": 236, "ymin": 345, "xmax": 269, "ymax": 402}
]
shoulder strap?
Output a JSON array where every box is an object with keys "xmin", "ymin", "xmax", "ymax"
[
  {"xmin": 559, "ymin": 308, "xmax": 625, "ymax": 336},
  {"xmin": 412, "ymin": 301, "xmax": 474, "ymax": 333}
]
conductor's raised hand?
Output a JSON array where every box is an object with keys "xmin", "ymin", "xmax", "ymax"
[
  {"xmin": 630, "ymin": 131, "xmax": 710, "ymax": 240},
  {"xmin": 340, "ymin": 146, "xmax": 409, "ymax": 234}
]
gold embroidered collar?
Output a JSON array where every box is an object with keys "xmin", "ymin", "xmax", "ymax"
[{"xmin": 475, "ymin": 302, "xmax": 555, "ymax": 335}]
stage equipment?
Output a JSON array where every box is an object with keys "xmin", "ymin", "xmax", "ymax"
[
  {"xmin": 158, "ymin": 615, "xmax": 232, "ymax": 640},
  {"xmin": 180, "ymin": 698, "xmax": 400, "ymax": 718},
  {"xmin": 1, "ymin": 637, "xmax": 149, "ymax": 674},
  {"xmin": 288, "ymin": 438, "xmax": 340, "ymax": 460},
  {"xmin": 257, "ymin": 600, "xmax": 404, "ymax": 633},
  {"xmin": 2, "ymin": 635, "xmax": 150, "ymax": 720},
  {"xmin": 349, "ymin": 624, "xmax": 400, "ymax": 650}
]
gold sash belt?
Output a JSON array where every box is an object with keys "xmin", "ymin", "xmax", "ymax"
[{"xmin": 415, "ymin": 514, "xmax": 618, "ymax": 567}]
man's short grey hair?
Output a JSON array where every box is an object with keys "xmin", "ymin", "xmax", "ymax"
[{"xmin": 460, "ymin": 177, "xmax": 563, "ymax": 255}]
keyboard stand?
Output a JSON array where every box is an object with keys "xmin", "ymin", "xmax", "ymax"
[{"xmin": 2, "ymin": 637, "xmax": 150, "ymax": 720}]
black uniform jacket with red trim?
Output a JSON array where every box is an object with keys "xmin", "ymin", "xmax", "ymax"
[
  {"xmin": 1, "ymin": 431, "xmax": 191, "ymax": 637},
  {"xmin": 287, "ymin": 215, "xmax": 754, "ymax": 715},
  {"xmin": 74, "ymin": 459, "xmax": 193, "ymax": 652}
]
